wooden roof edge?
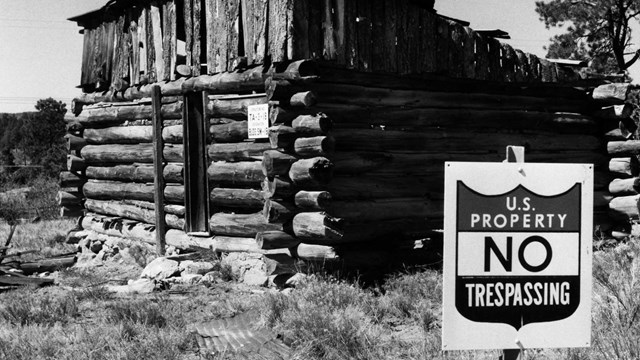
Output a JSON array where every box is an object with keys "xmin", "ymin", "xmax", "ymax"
[
  {"xmin": 474, "ymin": 29, "xmax": 511, "ymax": 39},
  {"xmin": 547, "ymin": 58, "xmax": 589, "ymax": 67}
]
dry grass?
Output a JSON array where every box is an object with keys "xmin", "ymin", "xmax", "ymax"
[
  {"xmin": 0, "ymin": 216, "xmax": 639, "ymax": 359},
  {"xmin": 0, "ymin": 218, "xmax": 77, "ymax": 261}
]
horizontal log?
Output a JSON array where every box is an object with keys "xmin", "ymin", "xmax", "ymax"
[
  {"xmin": 84, "ymin": 126, "xmax": 152, "ymax": 144},
  {"xmin": 313, "ymin": 61, "xmax": 589, "ymax": 97},
  {"xmin": 263, "ymin": 200, "xmax": 296, "ymax": 222},
  {"xmin": 208, "ymin": 142, "xmax": 272, "ymax": 161},
  {"xmin": 65, "ymin": 134, "xmax": 86, "ymax": 151},
  {"xmin": 291, "ymin": 114, "xmax": 332, "ymax": 134},
  {"xmin": 83, "ymin": 181, "xmax": 155, "ymax": 202},
  {"xmin": 294, "ymin": 136, "xmax": 335, "ymax": 157},
  {"xmin": 83, "ymin": 181, "xmax": 184, "ymax": 203},
  {"xmin": 81, "ymin": 212, "xmax": 265, "ymax": 252},
  {"xmin": 262, "ymin": 150, "xmax": 298, "ymax": 177},
  {"xmin": 595, "ymin": 104, "xmax": 633, "ymax": 120},
  {"xmin": 292, "ymin": 105, "xmax": 598, "ymax": 134},
  {"xmin": 82, "ymin": 213, "xmax": 163, "ymax": 244},
  {"xmin": 256, "ymin": 231, "xmax": 300, "ymax": 250},
  {"xmin": 325, "ymin": 176, "xmax": 435, "ymax": 200},
  {"xmin": 609, "ymin": 178, "xmax": 640, "ymax": 195},
  {"xmin": 605, "ymin": 128, "xmax": 632, "ymax": 141},
  {"xmin": 60, "ymin": 206, "xmax": 84, "ymax": 218},
  {"xmin": 19, "ymin": 256, "xmax": 76, "ymax": 275},
  {"xmin": 609, "ymin": 195, "xmax": 640, "ymax": 220},
  {"xmin": 57, "ymin": 191, "xmax": 83, "ymax": 206},
  {"xmin": 210, "ymin": 188, "xmax": 264, "ymax": 210},
  {"xmin": 207, "ymin": 94, "xmax": 268, "ymax": 119},
  {"xmin": 67, "ymin": 155, "xmax": 86, "ymax": 172},
  {"xmin": 289, "ymin": 157, "xmax": 334, "ymax": 186},
  {"xmin": 209, "ymin": 212, "xmax": 284, "ymax": 237},
  {"xmin": 608, "ymin": 141, "xmax": 640, "ymax": 156},
  {"xmin": 307, "ymin": 83, "xmax": 595, "ymax": 113},
  {"xmin": 269, "ymin": 125, "xmax": 297, "ymax": 149},
  {"xmin": 60, "ymin": 171, "xmax": 86, "ymax": 188},
  {"xmin": 295, "ymin": 191, "xmax": 331, "ymax": 210},
  {"xmin": 166, "ymin": 231, "xmax": 264, "ymax": 252},
  {"xmin": 609, "ymin": 158, "xmax": 636, "ymax": 177},
  {"xmin": 207, "ymin": 161, "xmax": 264, "ymax": 188},
  {"xmin": 262, "ymin": 177, "xmax": 297, "ymax": 199},
  {"xmin": 327, "ymin": 198, "xmax": 442, "ymax": 221},
  {"xmin": 85, "ymin": 163, "xmax": 183, "ymax": 183},
  {"xmin": 292, "ymin": 212, "xmax": 344, "ymax": 243},
  {"xmin": 65, "ymin": 120, "xmax": 84, "ymax": 136},
  {"xmin": 76, "ymin": 102, "xmax": 182, "ymax": 127},
  {"xmin": 592, "ymin": 83, "xmax": 630, "ymax": 103},
  {"xmin": 289, "ymin": 91, "xmax": 317, "ymax": 107},
  {"xmin": 83, "ymin": 125, "xmax": 182, "ymax": 145},
  {"xmin": 81, "ymin": 144, "xmax": 183, "ymax": 164},
  {"xmin": 210, "ymin": 121, "xmax": 248, "ymax": 143},
  {"xmin": 73, "ymin": 64, "xmax": 302, "ymax": 110},
  {"xmin": 291, "ymin": 243, "xmax": 337, "ymax": 261},
  {"xmin": 118, "ymin": 199, "xmax": 186, "ymax": 216},
  {"xmin": 84, "ymin": 199, "xmax": 184, "ymax": 229},
  {"xmin": 332, "ymin": 128, "xmax": 602, "ymax": 153}
]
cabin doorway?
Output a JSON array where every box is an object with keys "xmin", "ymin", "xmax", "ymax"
[{"xmin": 182, "ymin": 91, "xmax": 210, "ymax": 235}]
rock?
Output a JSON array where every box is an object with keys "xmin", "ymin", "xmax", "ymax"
[
  {"xmin": 281, "ymin": 288, "xmax": 294, "ymax": 296},
  {"xmin": 221, "ymin": 253, "xmax": 269, "ymax": 284},
  {"xmin": 117, "ymin": 245, "xmax": 148, "ymax": 267},
  {"xmin": 179, "ymin": 260, "xmax": 215, "ymax": 275},
  {"xmin": 243, "ymin": 268, "xmax": 268, "ymax": 286},
  {"xmin": 77, "ymin": 237, "xmax": 91, "ymax": 252},
  {"xmin": 285, "ymin": 273, "xmax": 307, "ymax": 288},
  {"xmin": 90, "ymin": 241, "xmax": 103, "ymax": 254},
  {"xmin": 200, "ymin": 271, "xmax": 224, "ymax": 285},
  {"xmin": 177, "ymin": 274, "xmax": 203, "ymax": 285},
  {"xmin": 107, "ymin": 278, "xmax": 155, "ymax": 294},
  {"xmin": 140, "ymin": 257, "xmax": 179, "ymax": 280}
]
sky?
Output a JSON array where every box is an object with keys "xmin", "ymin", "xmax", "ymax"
[{"xmin": 0, "ymin": 0, "xmax": 638, "ymax": 113}]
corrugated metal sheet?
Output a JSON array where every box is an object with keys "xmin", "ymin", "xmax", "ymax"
[{"xmin": 193, "ymin": 310, "xmax": 291, "ymax": 359}]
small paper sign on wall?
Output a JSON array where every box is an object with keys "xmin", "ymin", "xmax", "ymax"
[{"xmin": 247, "ymin": 104, "xmax": 270, "ymax": 139}]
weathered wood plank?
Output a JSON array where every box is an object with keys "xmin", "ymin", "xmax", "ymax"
[
  {"xmin": 355, "ymin": 0, "xmax": 373, "ymax": 71},
  {"xmin": 184, "ymin": 0, "xmax": 193, "ymax": 71},
  {"xmin": 226, "ymin": 0, "xmax": 241, "ymax": 70},
  {"xmin": 192, "ymin": 0, "xmax": 202, "ymax": 75},
  {"xmin": 163, "ymin": 0, "xmax": 177, "ymax": 80},
  {"xmin": 241, "ymin": 0, "xmax": 268, "ymax": 64},
  {"xmin": 268, "ymin": 0, "xmax": 289, "ymax": 62},
  {"xmin": 308, "ymin": 0, "xmax": 324, "ymax": 59},
  {"xmin": 322, "ymin": 0, "xmax": 336, "ymax": 60},
  {"xmin": 418, "ymin": 9, "xmax": 436, "ymax": 74},
  {"xmin": 145, "ymin": 6, "xmax": 157, "ymax": 83}
]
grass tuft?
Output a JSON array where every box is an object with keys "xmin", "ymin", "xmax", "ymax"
[{"xmin": 106, "ymin": 298, "xmax": 168, "ymax": 328}]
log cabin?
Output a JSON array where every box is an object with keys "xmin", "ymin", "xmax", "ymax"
[{"xmin": 63, "ymin": 0, "xmax": 630, "ymax": 268}]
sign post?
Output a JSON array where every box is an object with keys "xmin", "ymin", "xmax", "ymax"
[{"xmin": 442, "ymin": 149, "xmax": 593, "ymax": 352}]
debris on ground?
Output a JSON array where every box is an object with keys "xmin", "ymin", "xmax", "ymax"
[{"xmin": 192, "ymin": 310, "xmax": 291, "ymax": 359}]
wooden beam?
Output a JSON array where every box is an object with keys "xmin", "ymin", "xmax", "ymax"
[{"xmin": 152, "ymin": 85, "xmax": 166, "ymax": 255}]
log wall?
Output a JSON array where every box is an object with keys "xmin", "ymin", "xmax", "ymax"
[
  {"xmin": 594, "ymin": 83, "xmax": 640, "ymax": 241},
  {"xmin": 65, "ymin": 60, "xmax": 610, "ymax": 267},
  {"xmin": 72, "ymin": 0, "xmax": 581, "ymax": 92}
]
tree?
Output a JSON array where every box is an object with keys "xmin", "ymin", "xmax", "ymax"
[
  {"xmin": 536, "ymin": 0, "xmax": 640, "ymax": 74},
  {"xmin": 18, "ymin": 98, "xmax": 67, "ymax": 178}
]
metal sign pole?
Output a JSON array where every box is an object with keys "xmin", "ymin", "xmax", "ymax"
[{"xmin": 500, "ymin": 145, "xmax": 525, "ymax": 360}]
